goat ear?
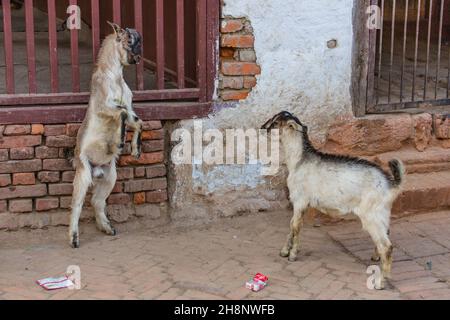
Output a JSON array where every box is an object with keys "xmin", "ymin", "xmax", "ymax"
[
  {"xmin": 286, "ymin": 119, "xmax": 301, "ymax": 131},
  {"xmin": 107, "ymin": 21, "xmax": 123, "ymax": 39}
]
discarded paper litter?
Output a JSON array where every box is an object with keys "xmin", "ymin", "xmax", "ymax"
[
  {"xmin": 245, "ymin": 273, "xmax": 269, "ymax": 292},
  {"xmin": 36, "ymin": 276, "xmax": 75, "ymax": 291}
]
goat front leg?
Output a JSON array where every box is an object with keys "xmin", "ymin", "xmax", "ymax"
[
  {"xmin": 126, "ymin": 110, "xmax": 143, "ymax": 159},
  {"xmin": 282, "ymin": 202, "xmax": 307, "ymax": 262}
]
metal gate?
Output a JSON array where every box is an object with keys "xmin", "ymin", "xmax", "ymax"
[
  {"xmin": 0, "ymin": 0, "xmax": 219, "ymax": 123},
  {"xmin": 366, "ymin": 0, "xmax": 449, "ymax": 113}
]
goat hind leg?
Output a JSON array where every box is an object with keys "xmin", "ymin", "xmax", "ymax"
[
  {"xmin": 91, "ymin": 162, "xmax": 117, "ymax": 236},
  {"xmin": 69, "ymin": 162, "xmax": 92, "ymax": 248},
  {"xmin": 280, "ymin": 218, "xmax": 294, "ymax": 258},
  {"xmin": 288, "ymin": 211, "xmax": 305, "ymax": 262}
]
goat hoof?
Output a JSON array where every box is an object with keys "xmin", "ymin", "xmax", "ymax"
[
  {"xmin": 71, "ymin": 233, "xmax": 80, "ymax": 249},
  {"xmin": 288, "ymin": 255, "xmax": 298, "ymax": 262},
  {"xmin": 132, "ymin": 151, "xmax": 141, "ymax": 160},
  {"xmin": 280, "ymin": 248, "xmax": 290, "ymax": 258},
  {"xmin": 371, "ymin": 256, "xmax": 381, "ymax": 262}
]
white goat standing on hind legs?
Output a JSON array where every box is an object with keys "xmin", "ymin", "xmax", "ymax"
[
  {"xmin": 262, "ymin": 111, "xmax": 405, "ymax": 290},
  {"xmin": 69, "ymin": 22, "xmax": 143, "ymax": 248}
]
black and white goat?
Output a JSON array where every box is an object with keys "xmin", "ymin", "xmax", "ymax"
[{"xmin": 262, "ymin": 111, "xmax": 405, "ymax": 289}]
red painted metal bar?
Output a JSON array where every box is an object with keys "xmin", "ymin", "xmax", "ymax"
[
  {"xmin": 134, "ymin": 0, "xmax": 144, "ymax": 91},
  {"xmin": 176, "ymin": 0, "xmax": 185, "ymax": 89},
  {"xmin": 47, "ymin": 0, "xmax": 59, "ymax": 93},
  {"xmin": 24, "ymin": 0, "xmax": 37, "ymax": 94},
  {"xmin": 91, "ymin": 0, "xmax": 101, "ymax": 62},
  {"xmin": 2, "ymin": 0, "xmax": 14, "ymax": 94},
  {"xmin": 69, "ymin": 0, "xmax": 80, "ymax": 93},
  {"xmin": 196, "ymin": 0, "xmax": 207, "ymax": 102},
  {"xmin": 113, "ymin": 0, "xmax": 121, "ymax": 25},
  {"xmin": 155, "ymin": 0, "xmax": 165, "ymax": 90},
  {"xmin": 0, "ymin": 89, "xmax": 201, "ymax": 106}
]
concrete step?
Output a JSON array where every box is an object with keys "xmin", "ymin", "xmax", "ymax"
[
  {"xmin": 370, "ymin": 147, "xmax": 450, "ymax": 174},
  {"xmin": 393, "ymin": 170, "xmax": 450, "ymax": 217}
]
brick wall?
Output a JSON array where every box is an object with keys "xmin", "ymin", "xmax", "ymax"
[
  {"xmin": 0, "ymin": 122, "xmax": 168, "ymax": 230},
  {"xmin": 219, "ymin": 17, "xmax": 260, "ymax": 101}
]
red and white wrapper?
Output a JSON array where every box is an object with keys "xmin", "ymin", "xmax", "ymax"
[
  {"xmin": 36, "ymin": 276, "xmax": 74, "ymax": 291},
  {"xmin": 246, "ymin": 273, "xmax": 269, "ymax": 292}
]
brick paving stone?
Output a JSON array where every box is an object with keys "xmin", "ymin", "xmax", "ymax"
[{"xmin": 0, "ymin": 210, "xmax": 449, "ymax": 300}]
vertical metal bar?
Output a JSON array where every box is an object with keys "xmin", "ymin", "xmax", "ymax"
[
  {"xmin": 412, "ymin": 0, "xmax": 421, "ymax": 101},
  {"xmin": 388, "ymin": 0, "xmax": 396, "ymax": 103},
  {"xmin": 91, "ymin": 0, "xmax": 100, "ymax": 62},
  {"xmin": 366, "ymin": 0, "xmax": 378, "ymax": 108},
  {"xmin": 424, "ymin": 0, "xmax": 433, "ymax": 100},
  {"xmin": 48, "ymin": 0, "xmax": 58, "ymax": 93},
  {"xmin": 113, "ymin": 0, "xmax": 121, "ymax": 25},
  {"xmin": 155, "ymin": 0, "xmax": 165, "ymax": 90},
  {"xmin": 69, "ymin": 0, "xmax": 80, "ymax": 92},
  {"xmin": 134, "ymin": 0, "xmax": 144, "ymax": 91},
  {"xmin": 2, "ymin": 0, "xmax": 15, "ymax": 94},
  {"xmin": 435, "ymin": 0, "xmax": 444, "ymax": 99},
  {"xmin": 400, "ymin": 0, "xmax": 409, "ymax": 102},
  {"xmin": 196, "ymin": 0, "xmax": 207, "ymax": 101},
  {"xmin": 376, "ymin": 0, "xmax": 385, "ymax": 104},
  {"xmin": 176, "ymin": 0, "xmax": 185, "ymax": 89},
  {"xmin": 24, "ymin": 0, "xmax": 37, "ymax": 93}
]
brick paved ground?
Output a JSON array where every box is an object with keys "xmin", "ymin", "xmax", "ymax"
[{"xmin": 1, "ymin": 210, "xmax": 449, "ymax": 300}]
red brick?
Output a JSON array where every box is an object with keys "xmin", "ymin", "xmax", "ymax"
[
  {"xmin": 45, "ymin": 125, "xmax": 66, "ymax": 136},
  {"xmin": 119, "ymin": 152, "xmax": 164, "ymax": 166},
  {"xmin": 9, "ymin": 147, "xmax": 34, "ymax": 160},
  {"xmin": 117, "ymin": 168, "xmax": 134, "ymax": 181},
  {"xmin": 243, "ymin": 76, "xmax": 257, "ymax": 89},
  {"xmin": 59, "ymin": 197, "xmax": 72, "ymax": 209},
  {"xmin": 134, "ymin": 167, "xmax": 146, "ymax": 178},
  {"xmin": 3, "ymin": 125, "xmax": 31, "ymax": 136},
  {"xmin": 146, "ymin": 165, "xmax": 167, "ymax": 178},
  {"xmin": 0, "ymin": 185, "xmax": 47, "ymax": 200},
  {"xmin": 48, "ymin": 184, "xmax": 73, "ymax": 196},
  {"xmin": 222, "ymin": 76, "xmax": 244, "ymax": 89},
  {"xmin": 146, "ymin": 190, "xmax": 168, "ymax": 203},
  {"xmin": 0, "ymin": 200, "xmax": 6, "ymax": 212},
  {"xmin": 31, "ymin": 124, "xmax": 44, "ymax": 135},
  {"xmin": 36, "ymin": 146, "xmax": 59, "ymax": 159},
  {"xmin": 38, "ymin": 172, "xmax": 60, "ymax": 183},
  {"xmin": 112, "ymin": 182, "xmax": 123, "ymax": 194},
  {"xmin": 0, "ymin": 160, "xmax": 42, "ymax": 174},
  {"xmin": 133, "ymin": 192, "xmax": 146, "ymax": 205},
  {"xmin": 62, "ymin": 171, "xmax": 76, "ymax": 183},
  {"xmin": 66, "ymin": 123, "xmax": 82, "ymax": 137},
  {"xmin": 43, "ymin": 159, "xmax": 73, "ymax": 171},
  {"xmin": 126, "ymin": 129, "xmax": 164, "ymax": 142},
  {"xmin": 36, "ymin": 198, "xmax": 60, "ymax": 212},
  {"xmin": 221, "ymin": 19, "xmax": 244, "ymax": 33},
  {"xmin": 12, "ymin": 173, "xmax": 36, "ymax": 186},
  {"xmin": 0, "ymin": 136, "xmax": 41, "ymax": 149},
  {"xmin": 107, "ymin": 193, "xmax": 131, "ymax": 205},
  {"xmin": 0, "ymin": 174, "xmax": 11, "ymax": 187},
  {"xmin": 221, "ymin": 90, "xmax": 250, "ymax": 101},
  {"xmin": 142, "ymin": 121, "xmax": 163, "ymax": 131},
  {"xmin": 9, "ymin": 199, "xmax": 33, "ymax": 213},
  {"xmin": 221, "ymin": 35, "xmax": 254, "ymax": 48},
  {"xmin": 123, "ymin": 178, "xmax": 167, "ymax": 193},
  {"xmin": 220, "ymin": 48, "xmax": 236, "ymax": 58},
  {"xmin": 46, "ymin": 136, "xmax": 77, "ymax": 148},
  {"xmin": 142, "ymin": 140, "xmax": 164, "ymax": 153},
  {"xmin": 221, "ymin": 62, "xmax": 261, "ymax": 76},
  {"xmin": 0, "ymin": 149, "xmax": 8, "ymax": 161}
]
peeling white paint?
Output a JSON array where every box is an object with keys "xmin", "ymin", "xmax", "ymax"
[{"xmin": 170, "ymin": 0, "xmax": 356, "ymax": 218}]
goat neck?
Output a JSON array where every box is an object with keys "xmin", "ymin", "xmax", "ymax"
[
  {"xmin": 281, "ymin": 129, "xmax": 305, "ymax": 172},
  {"xmin": 95, "ymin": 35, "xmax": 124, "ymax": 81}
]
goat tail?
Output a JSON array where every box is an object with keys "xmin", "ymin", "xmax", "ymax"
[{"xmin": 389, "ymin": 159, "xmax": 405, "ymax": 188}]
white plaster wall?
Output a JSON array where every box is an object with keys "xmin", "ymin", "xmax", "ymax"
[
  {"xmin": 216, "ymin": 0, "xmax": 355, "ymax": 140},
  {"xmin": 169, "ymin": 0, "xmax": 356, "ymax": 218}
]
